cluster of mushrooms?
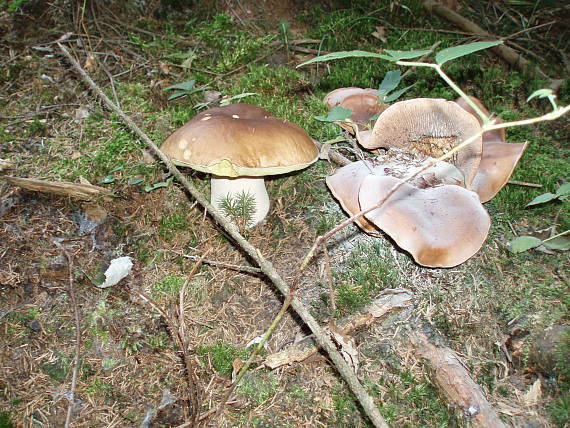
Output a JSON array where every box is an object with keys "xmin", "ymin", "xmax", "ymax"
[{"xmin": 160, "ymin": 89, "xmax": 527, "ymax": 268}]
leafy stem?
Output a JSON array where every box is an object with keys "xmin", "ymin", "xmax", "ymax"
[{"xmin": 397, "ymin": 60, "xmax": 491, "ymax": 124}]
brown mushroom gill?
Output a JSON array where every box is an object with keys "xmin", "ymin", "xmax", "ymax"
[
  {"xmin": 359, "ymin": 175, "xmax": 491, "ymax": 268},
  {"xmin": 363, "ymin": 98, "xmax": 483, "ymax": 188}
]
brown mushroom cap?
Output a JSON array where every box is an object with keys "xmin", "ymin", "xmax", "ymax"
[
  {"xmin": 454, "ymin": 96, "xmax": 506, "ymax": 142},
  {"xmin": 363, "ymin": 98, "xmax": 483, "ymax": 188},
  {"xmin": 359, "ymin": 175, "xmax": 491, "ymax": 267},
  {"xmin": 323, "ymin": 87, "xmax": 378, "ymax": 109},
  {"xmin": 160, "ymin": 103, "xmax": 318, "ymax": 178},
  {"xmin": 323, "ymin": 88, "xmax": 386, "ymax": 134},
  {"xmin": 471, "ymin": 141, "xmax": 528, "ymax": 203}
]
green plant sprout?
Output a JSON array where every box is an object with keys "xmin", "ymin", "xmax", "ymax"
[
  {"xmin": 510, "ymin": 182, "xmax": 570, "ymax": 253},
  {"xmin": 314, "ymin": 69, "xmax": 413, "ymax": 124},
  {"xmin": 164, "ymin": 79, "xmax": 208, "ymax": 101},
  {"xmin": 218, "ymin": 190, "xmax": 257, "ymax": 229}
]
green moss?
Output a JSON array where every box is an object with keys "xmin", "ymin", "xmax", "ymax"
[{"xmin": 197, "ymin": 341, "xmax": 248, "ymax": 377}]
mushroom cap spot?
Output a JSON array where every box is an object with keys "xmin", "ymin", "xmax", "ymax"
[
  {"xmin": 178, "ymin": 139, "xmax": 188, "ymax": 149},
  {"xmin": 472, "ymin": 140, "xmax": 528, "ymax": 203},
  {"xmin": 183, "ymin": 149, "xmax": 192, "ymax": 160},
  {"xmin": 160, "ymin": 103, "xmax": 318, "ymax": 178},
  {"xmin": 363, "ymin": 98, "xmax": 483, "ymax": 188},
  {"xmin": 454, "ymin": 96, "xmax": 506, "ymax": 142},
  {"xmin": 325, "ymin": 161, "xmax": 382, "ymax": 235},
  {"xmin": 359, "ymin": 175, "xmax": 490, "ymax": 267},
  {"xmin": 323, "ymin": 87, "xmax": 378, "ymax": 108}
]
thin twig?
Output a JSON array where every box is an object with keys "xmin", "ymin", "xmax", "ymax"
[
  {"xmin": 169, "ymin": 250, "xmax": 262, "ymax": 274},
  {"xmin": 507, "ymin": 180, "xmax": 542, "ymax": 188},
  {"xmin": 56, "ymin": 40, "xmax": 389, "ymax": 428}
]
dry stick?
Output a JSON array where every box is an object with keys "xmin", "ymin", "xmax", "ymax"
[
  {"xmin": 172, "ymin": 251, "xmax": 263, "ymax": 274},
  {"xmin": 422, "ymin": 0, "xmax": 551, "ymax": 80},
  {"xmin": 56, "ymin": 42, "xmax": 390, "ymax": 428}
]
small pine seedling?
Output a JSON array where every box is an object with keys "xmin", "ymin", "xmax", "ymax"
[{"xmin": 218, "ymin": 191, "xmax": 257, "ymax": 229}]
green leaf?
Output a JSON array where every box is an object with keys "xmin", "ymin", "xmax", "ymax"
[
  {"xmin": 542, "ymin": 236, "xmax": 570, "ymax": 251},
  {"xmin": 219, "ymin": 92, "xmax": 258, "ymax": 106},
  {"xmin": 435, "ymin": 41, "xmax": 503, "ymax": 65},
  {"xmin": 526, "ymin": 192, "xmax": 557, "ymax": 206},
  {"xmin": 555, "ymin": 182, "xmax": 570, "ymax": 197},
  {"xmin": 144, "ymin": 181, "xmax": 169, "ymax": 192},
  {"xmin": 377, "ymin": 70, "xmax": 402, "ymax": 95},
  {"xmin": 384, "ymin": 48, "xmax": 432, "ymax": 61},
  {"xmin": 128, "ymin": 177, "xmax": 144, "ymax": 185},
  {"xmin": 527, "ymin": 88, "xmax": 554, "ymax": 102},
  {"xmin": 101, "ymin": 175, "xmax": 115, "ymax": 184},
  {"xmin": 167, "ymin": 91, "xmax": 187, "ymax": 101},
  {"xmin": 165, "ymin": 80, "xmax": 197, "ymax": 92},
  {"xmin": 314, "ymin": 106, "xmax": 353, "ymax": 122},
  {"xmin": 510, "ymin": 236, "xmax": 543, "ymax": 253},
  {"xmin": 383, "ymin": 84, "xmax": 414, "ymax": 103},
  {"xmin": 297, "ymin": 50, "xmax": 391, "ymax": 67}
]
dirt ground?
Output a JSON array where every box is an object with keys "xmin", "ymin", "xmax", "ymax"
[{"xmin": 1, "ymin": 1, "xmax": 569, "ymax": 427}]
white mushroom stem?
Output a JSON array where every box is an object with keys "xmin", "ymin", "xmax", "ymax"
[{"xmin": 210, "ymin": 176, "xmax": 270, "ymax": 227}]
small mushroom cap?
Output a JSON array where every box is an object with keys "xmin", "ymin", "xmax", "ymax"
[
  {"xmin": 323, "ymin": 87, "xmax": 378, "ymax": 109},
  {"xmin": 325, "ymin": 161, "xmax": 382, "ymax": 235},
  {"xmin": 337, "ymin": 92, "xmax": 388, "ymax": 133},
  {"xmin": 359, "ymin": 175, "xmax": 491, "ymax": 267},
  {"xmin": 454, "ymin": 96, "xmax": 506, "ymax": 142},
  {"xmin": 471, "ymin": 141, "xmax": 528, "ymax": 203},
  {"xmin": 363, "ymin": 98, "xmax": 483, "ymax": 188},
  {"xmin": 160, "ymin": 103, "xmax": 318, "ymax": 177}
]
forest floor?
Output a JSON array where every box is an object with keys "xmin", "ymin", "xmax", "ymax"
[{"xmin": 1, "ymin": 1, "xmax": 569, "ymax": 427}]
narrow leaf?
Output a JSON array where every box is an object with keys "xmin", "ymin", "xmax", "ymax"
[
  {"xmin": 555, "ymin": 182, "xmax": 570, "ymax": 197},
  {"xmin": 510, "ymin": 236, "xmax": 543, "ymax": 253},
  {"xmin": 384, "ymin": 48, "xmax": 432, "ymax": 61},
  {"xmin": 297, "ymin": 50, "xmax": 391, "ymax": 67},
  {"xmin": 435, "ymin": 41, "xmax": 503, "ymax": 65},
  {"xmin": 220, "ymin": 92, "xmax": 258, "ymax": 106},
  {"xmin": 527, "ymin": 88, "xmax": 554, "ymax": 102},
  {"xmin": 526, "ymin": 192, "xmax": 556, "ymax": 206},
  {"xmin": 542, "ymin": 236, "xmax": 570, "ymax": 251},
  {"xmin": 167, "ymin": 91, "xmax": 186, "ymax": 100},
  {"xmin": 165, "ymin": 80, "xmax": 196, "ymax": 92},
  {"xmin": 377, "ymin": 70, "xmax": 401, "ymax": 95},
  {"xmin": 383, "ymin": 84, "xmax": 415, "ymax": 103},
  {"xmin": 128, "ymin": 177, "xmax": 144, "ymax": 185},
  {"xmin": 314, "ymin": 106, "xmax": 353, "ymax": 122}
]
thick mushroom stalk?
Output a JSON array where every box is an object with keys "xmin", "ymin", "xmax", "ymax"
[
  {"xmin": 159, "ymin": 103, "xmax": 318, "ymax": 228},
  {"xmin": 210, "ymin": 176, "xmax": 269, "ymax": 228}
]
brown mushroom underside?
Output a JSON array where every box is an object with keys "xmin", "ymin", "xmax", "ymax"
[
  {"xmin": 362, "ymin": 98, "xmax": 483, "ymax": 188},
  {"xmin": 359, "ymin": 174, "xmax": 491, "ymax": 268}
]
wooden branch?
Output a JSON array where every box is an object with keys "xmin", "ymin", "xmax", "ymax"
[
  {"xmin": 265, "ymin": 290, "xmax": 414, "ymax": 369},
  {"xmin": 408, "ymin": 328, "xmax": 507, "ymax": 428},
  {"xmin": 422, "ymin": 0, "xmax": 551, "ymax": 80},
  {"xmin": 56, "ymin": 41, "xmax": 389, "ymax": 428},
  {"xmin": 4, "ymin": 176, "xmax": 113, "ymax": 201}
]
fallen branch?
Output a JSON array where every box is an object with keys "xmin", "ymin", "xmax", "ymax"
[
  {"xmin": 4, "ymin": 176, "xmax": 113, "ymax": 201},
  {"xmin": 265, "ymin": 290, "xmax": 414, "ymax": 369},
  {"xmin": 422, "ymin": 0, "xmax": 551, "ymax": 80},
  {"xmin": 56, "ymin": 40, "xmax": 389, "ymax": 428},
  {"xmin": 408, "ymin": 328, "xmax": 508, "ymax": 428}
]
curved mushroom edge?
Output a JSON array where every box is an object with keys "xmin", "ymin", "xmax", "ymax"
[{"xmin": 359, "ymin": 174, "xmax": 491, "ymax": 268}]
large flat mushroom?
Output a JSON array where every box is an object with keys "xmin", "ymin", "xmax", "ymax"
[
  {"xmin": 359, "ymin": 175, "xmax": 491, "ymax": 268},
  {"xmin": 362, "ymin": 98, "xmax": 483, "ymax": 188},
  {"xmin": 160, "ymin": 103, "xmax": 318, "ymax": 227}
]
